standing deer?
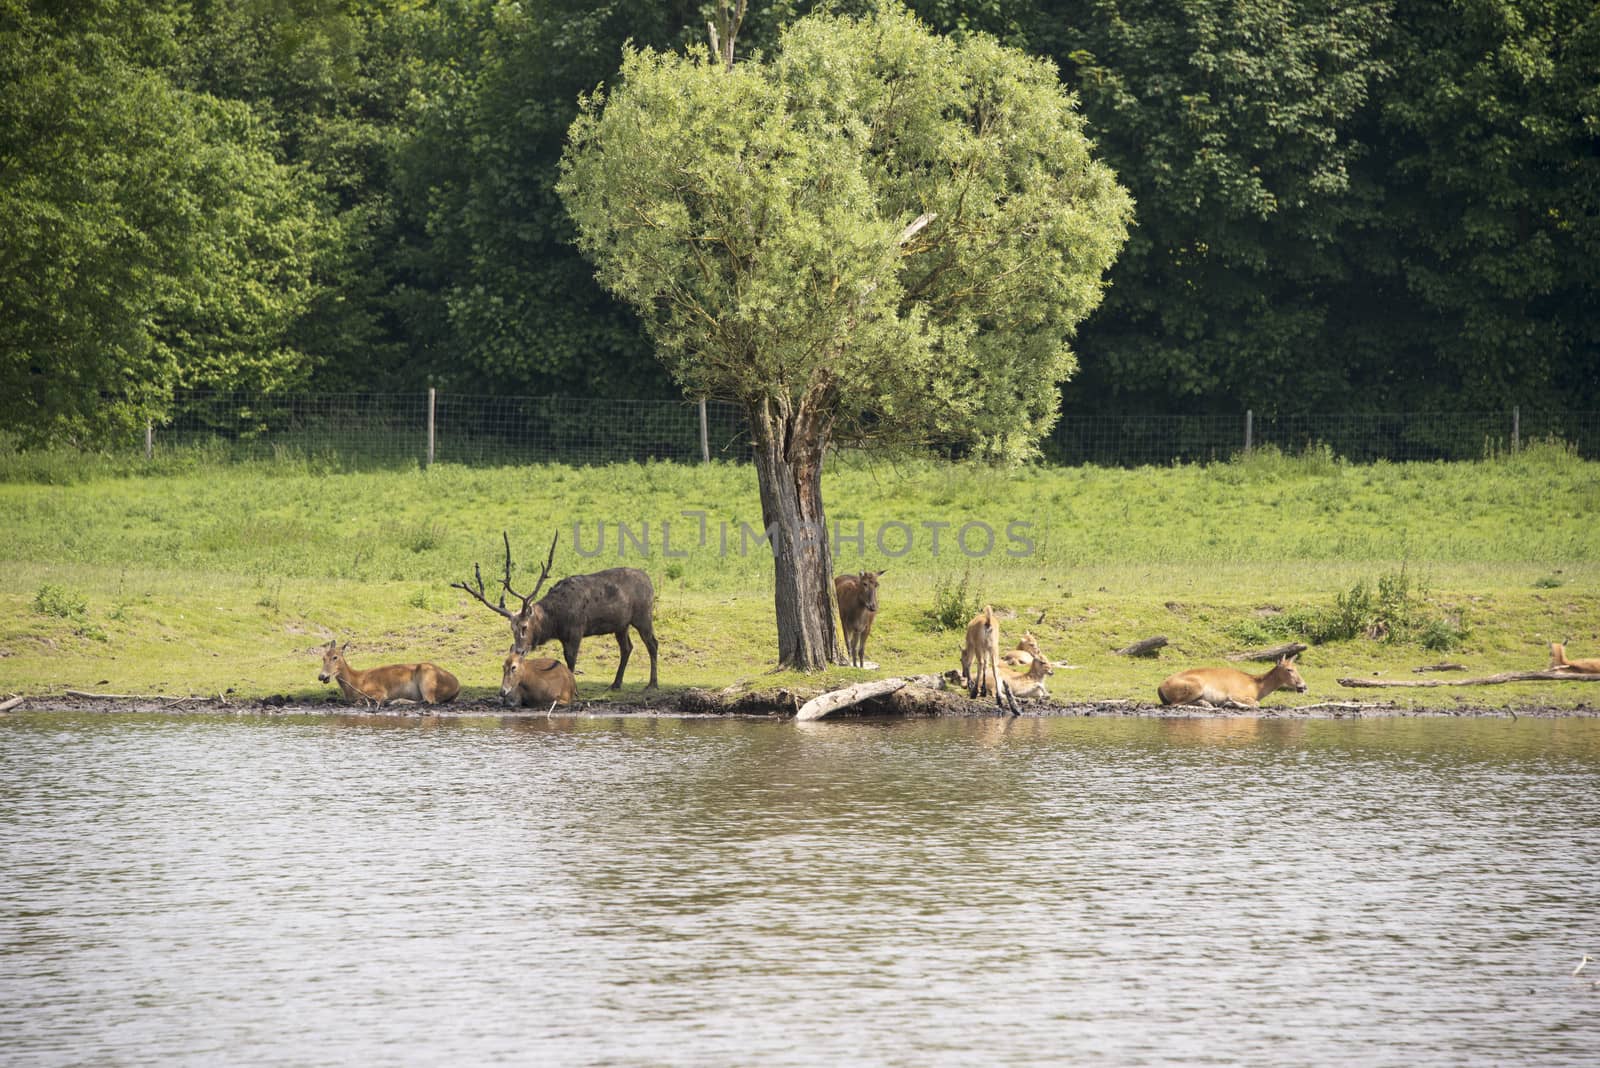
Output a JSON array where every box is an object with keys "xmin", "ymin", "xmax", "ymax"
[
  {"xmin": 500, "ymin": 648, "xmax": 577, "ymax": 708},
  {"xmin": 961, "ymin": 605, "xmax": 1018, "ymax": 715},
  {"xmin": 1157, "ymin": 655, "xmax": 1307, "ymax": 708},
  {"xmin": 317, "ymin": 641, "xmax": 460, "ymax": 706},
  {"xmin": 1549, "ymin": 642, "xmax": 1600, "ymax": 673},
  {"xmin": 454, "ymin": 533, "xmax": 659, "ymax": 690},
  {"xmin": 834, "ymin": 570, "xmax": 884, "ymax": 669}
]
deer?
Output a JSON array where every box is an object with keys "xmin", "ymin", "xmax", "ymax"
[
  {"xmin": 1158, "ymin": 654, "xmax": 1307, "ymax": 709},
  {"xmin": 961, "ymin": 605, "xmax": 1019, "ymax": 715},
  {"xmin": 985, "ymin": 654, "xmax": 1054, "ymax": 701},
  {"xmin": 1549, "ymin": 642, "xmax": 1600, "ymax": 674},
  {"xmin": 454, "ymin": 532, "xmax": 659, "ymax": 690},
  {"xmin": 834, "ymin": 570, "xmax": 884, "ymax": 668},
  {"xmin": 999, "ymin": 630, "xmax": 1046, "ymax": 670},
  {"xmin": 500, "ymin": 647, "xmax": 577, "ymax": 708},
  {"xmin": 317, "ymin": 641, "xmax": 460, "ymax": 707}
]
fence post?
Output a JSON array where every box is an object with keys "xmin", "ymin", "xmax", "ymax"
[
  {"xmin": 1244, "ymin": 409, "xmax": 1253, "ymax": 453},
  {"xmin": 1512, "ymin": 405, "xmax": 1520, "ymax": 454},
  {"xmin": 698, "ymin": 397, "xmax": 710, "ymax": 464},
  {"xmin": 427, "ymin": 388, "xmax": 436, "ymax": 468},
  {"xmin": 144, "ymin": 420, "xmax": 153, "ymax": 462}
]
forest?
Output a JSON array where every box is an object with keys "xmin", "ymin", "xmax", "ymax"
[{"xmin": 4, "ymin": 0, "xmax": 1597, "ymax": 446}]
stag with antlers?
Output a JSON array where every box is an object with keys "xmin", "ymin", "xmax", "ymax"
[{"xmin": 453, "ymin": 533, "xmax": 659, "ymax": 690}]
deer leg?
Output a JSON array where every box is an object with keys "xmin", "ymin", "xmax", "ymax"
[
  {"xmin": 611, "ymin": 629, "xmax": 632, "ymax": 690},
  {"xmin": 562, "ymin": 637, "xmax": 581, "ymax": 678},
  {"xmin": 635, "ymin": 621, "xmax": 659, "ymax": 690}
]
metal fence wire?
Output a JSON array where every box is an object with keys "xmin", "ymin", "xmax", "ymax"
[{"xmin": 153, "ymin": 391, "xmax": 1600, "ymax": 467}]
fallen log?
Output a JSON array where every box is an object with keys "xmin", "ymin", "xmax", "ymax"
[
  {"xmin": 1226, "ymin": 642, "xmax": 1308, "ymax": 663},
  {"xmin": 1339, "ymin": 670, "xmax": 1600, "ymax": 689},
  {"xmin": 1114, "ymin": 636, "xmax": 1168, "ymax": 658},
  {"xmin": 0, "ymin": 695, "xmax": 24, "ymax": 713},
  {"xmin": 795, "ymin": 678, "xmax": 909, "ymax": 721},
  {"xmin": 1412, "ymin": 663, "xmax": 1467, "ymax": 673}
]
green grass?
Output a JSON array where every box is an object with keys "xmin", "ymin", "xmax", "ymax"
[{"xmin": 1, "ymin": 441, "xmax": 1597, "ymax": 710}]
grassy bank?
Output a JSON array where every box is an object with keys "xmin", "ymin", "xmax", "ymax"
[{"xmin": 1, "ymin": 443, "xmax": 1597, "ymax": 710}]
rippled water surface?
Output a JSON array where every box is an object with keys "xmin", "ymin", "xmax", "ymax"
[{"xmin": 3, "ymin": 712, "xmax": 1598, "ymax": 1066}]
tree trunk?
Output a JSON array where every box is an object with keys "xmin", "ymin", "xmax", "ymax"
[{"xmin": 750, "ymin": 399, "xmax": 839, "ymax": 670}]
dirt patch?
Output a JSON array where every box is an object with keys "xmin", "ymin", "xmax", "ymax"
[{"xmin": 6, "ymin": 688, "xmax": 1594, "ymax": 720}]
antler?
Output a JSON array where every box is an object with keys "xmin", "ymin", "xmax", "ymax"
[
  {"xmin": 506, "ymin": 532, "xmax": 557, "ymax": 611},
  {"xmin": 451, "ymin": 559, "xmax": 516, "ymax": 620},
  {"xmin": 455, "ymin": 532, "xmax": 558, "ymax": 620}
]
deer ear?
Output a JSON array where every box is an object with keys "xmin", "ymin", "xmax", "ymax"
[{"xmin": 876, "ymin": 569, "xmax": 887, "ymax": 578}]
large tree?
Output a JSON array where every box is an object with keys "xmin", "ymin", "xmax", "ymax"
[{"xmin": 559, "ymin": 4, "xmax": 1130, "ymax": 668}]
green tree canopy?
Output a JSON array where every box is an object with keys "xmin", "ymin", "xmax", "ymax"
[
  {"xmin": 559, "ymin": 4, "xmax": 1130, "ymax": 667},
  {"xmin": 0, "ymin": 0, "xmax": 325, "ymax": 444}
]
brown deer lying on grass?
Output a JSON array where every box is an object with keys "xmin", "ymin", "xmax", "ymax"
[
  {"xmin": 961, "ymin": 606, "xmax": 1019, "ymax": 715},
  {"xmin": 500, "ymin": 649, "xmax": 577, "ymax": 708},
  {"xmin": 835, "ymin": 570, "xmax": 884, "ymax": 668},
  {"xmin": 317, "ymin": 641, "xmax": 460, "ymax": 707},
  {"xmin": 455, "ymin": 533, "xmax": 659, "ymax": 690},
  {"xmin": 1000, "ymin": 631, "xmax": 1045, "ymax": 669},
  {"xmin": 1549, "ymin": 642, "xmax": 1600, "ymax": 674},
  {"xmin": 988, "ymin": 654, "xmax": 1054, "ymax": 701},
  {"xmin": 1158, "ymin": 655, "xmax": 1306, "ymax": 709}
]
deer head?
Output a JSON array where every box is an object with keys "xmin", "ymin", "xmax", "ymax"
[
  {"xmin": 453, "ymin": 532, "xmax": 556, "ymax": 652},
  {"xmin": 317, "ymin": 640, "xmax": 347, "ymax": 683},
  {"xmin": 858, "ymin": 570, "xmax": 884, "ymax": 613},
  {"xmin": 1274, "ymin": 654, "xmax": 1308, "ymax": 693}
]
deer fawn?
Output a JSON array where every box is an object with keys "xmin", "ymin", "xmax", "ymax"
[
  {"xmin": 999, "ymin": 630, "xmax": 1045, "ymax": 669},
  {"xmin": 961, "ymin": 606, "xmax": 1019, "ymax": 714},
  {"xmin": 1549, "ymin": 642, "xmax": 1600, "ymax": 674},
  {"xmin": 500, "ymin": 648, "xmax": 577, "ymax": 708},
  {"xmin": 835, "ymin": 570, "xmax": 884, "ymax": 668},
  {"xmin": 317, "ymin": 641, "xmax": 460, "ymax": 707},
  {"xmin": 993, "ymin": 655, "xmax": 1054, "ymax": 701},
  {"xmin": 1158, "ymin": 655, "xmax": 1307, "ymax": 708}
]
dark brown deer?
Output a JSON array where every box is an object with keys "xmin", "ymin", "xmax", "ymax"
[
  {"xmin": 454, "ymin": 533, "xmax": 659, "ymax": 690},
  {"xmin": 834, "ymin": 570, "xmax": 884, "ymax": 668}
]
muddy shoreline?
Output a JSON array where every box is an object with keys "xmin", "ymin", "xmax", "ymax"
[{"xmin": 5, "ymin": 686, "xmax": 1595, "ymax": 720}]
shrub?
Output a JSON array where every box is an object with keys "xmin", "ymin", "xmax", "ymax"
[{"xmin": 926, "ymin": 567, "xmax": 983, "ymax": 632}]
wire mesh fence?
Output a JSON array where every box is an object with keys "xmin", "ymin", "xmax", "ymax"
[
  {"xmin": 150, "ymin": 390, "xmax": 1600, "ymax": 468},
  {"xmin": 1041, "ymin": 408, "xmax": 1600, "ymax": 465}
]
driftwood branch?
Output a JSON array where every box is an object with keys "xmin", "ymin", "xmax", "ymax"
[
  {"xmin": 1114, "ymin": 636, "xmax": 1168, "ymax": 658},
  {"xmin": 1339, "ymin": 670, "xmax": 1600, "ymax": 689},
  {"xmin": 1412, "ymin": 663, "xmax": 1468, "ymax": 673},
  {"xmin": 1225, "ymin": 642, "xmax": 1307, "ymax": 662},
  {"xmin": 0, "ymin": 695, "xmax": 24, "ymax": 713},
  {"xmin": 796, "ymin": 678, "xmax": 909, "ymax": 721}
]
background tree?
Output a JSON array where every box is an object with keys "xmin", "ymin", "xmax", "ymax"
[
  {"xmin": 1357, "ymin": 0, "xmax": 1600, "ymax": 411},
  {"xmin": 0, "ymin": 0, "xmax": 324, "ymax": 444},
  {"xmin": 560, "ymin": 5, "xmax": 1131, "ymax": 668},
  {"xmin": 1028, "ymin": 0, "xmax": 1393, "ymax": 416}
]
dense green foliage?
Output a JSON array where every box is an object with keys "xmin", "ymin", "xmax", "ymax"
[
  {"xmin": 2, "ymin": 0, "xmax": 1596, "ymax": 446},
  {"xmin": 559, "ymin": 6, "xmax": 1131, "ymax": 458}
]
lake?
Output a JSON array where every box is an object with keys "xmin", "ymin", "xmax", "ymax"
[{"xmin": 2, "ymin": 711, "xmax": 1597, "ymax": 1066}]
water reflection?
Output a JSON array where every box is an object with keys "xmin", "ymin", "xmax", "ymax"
[{"xmin": 1, "ymin": 712, "xmax": 1597, "ymax": 1066}]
